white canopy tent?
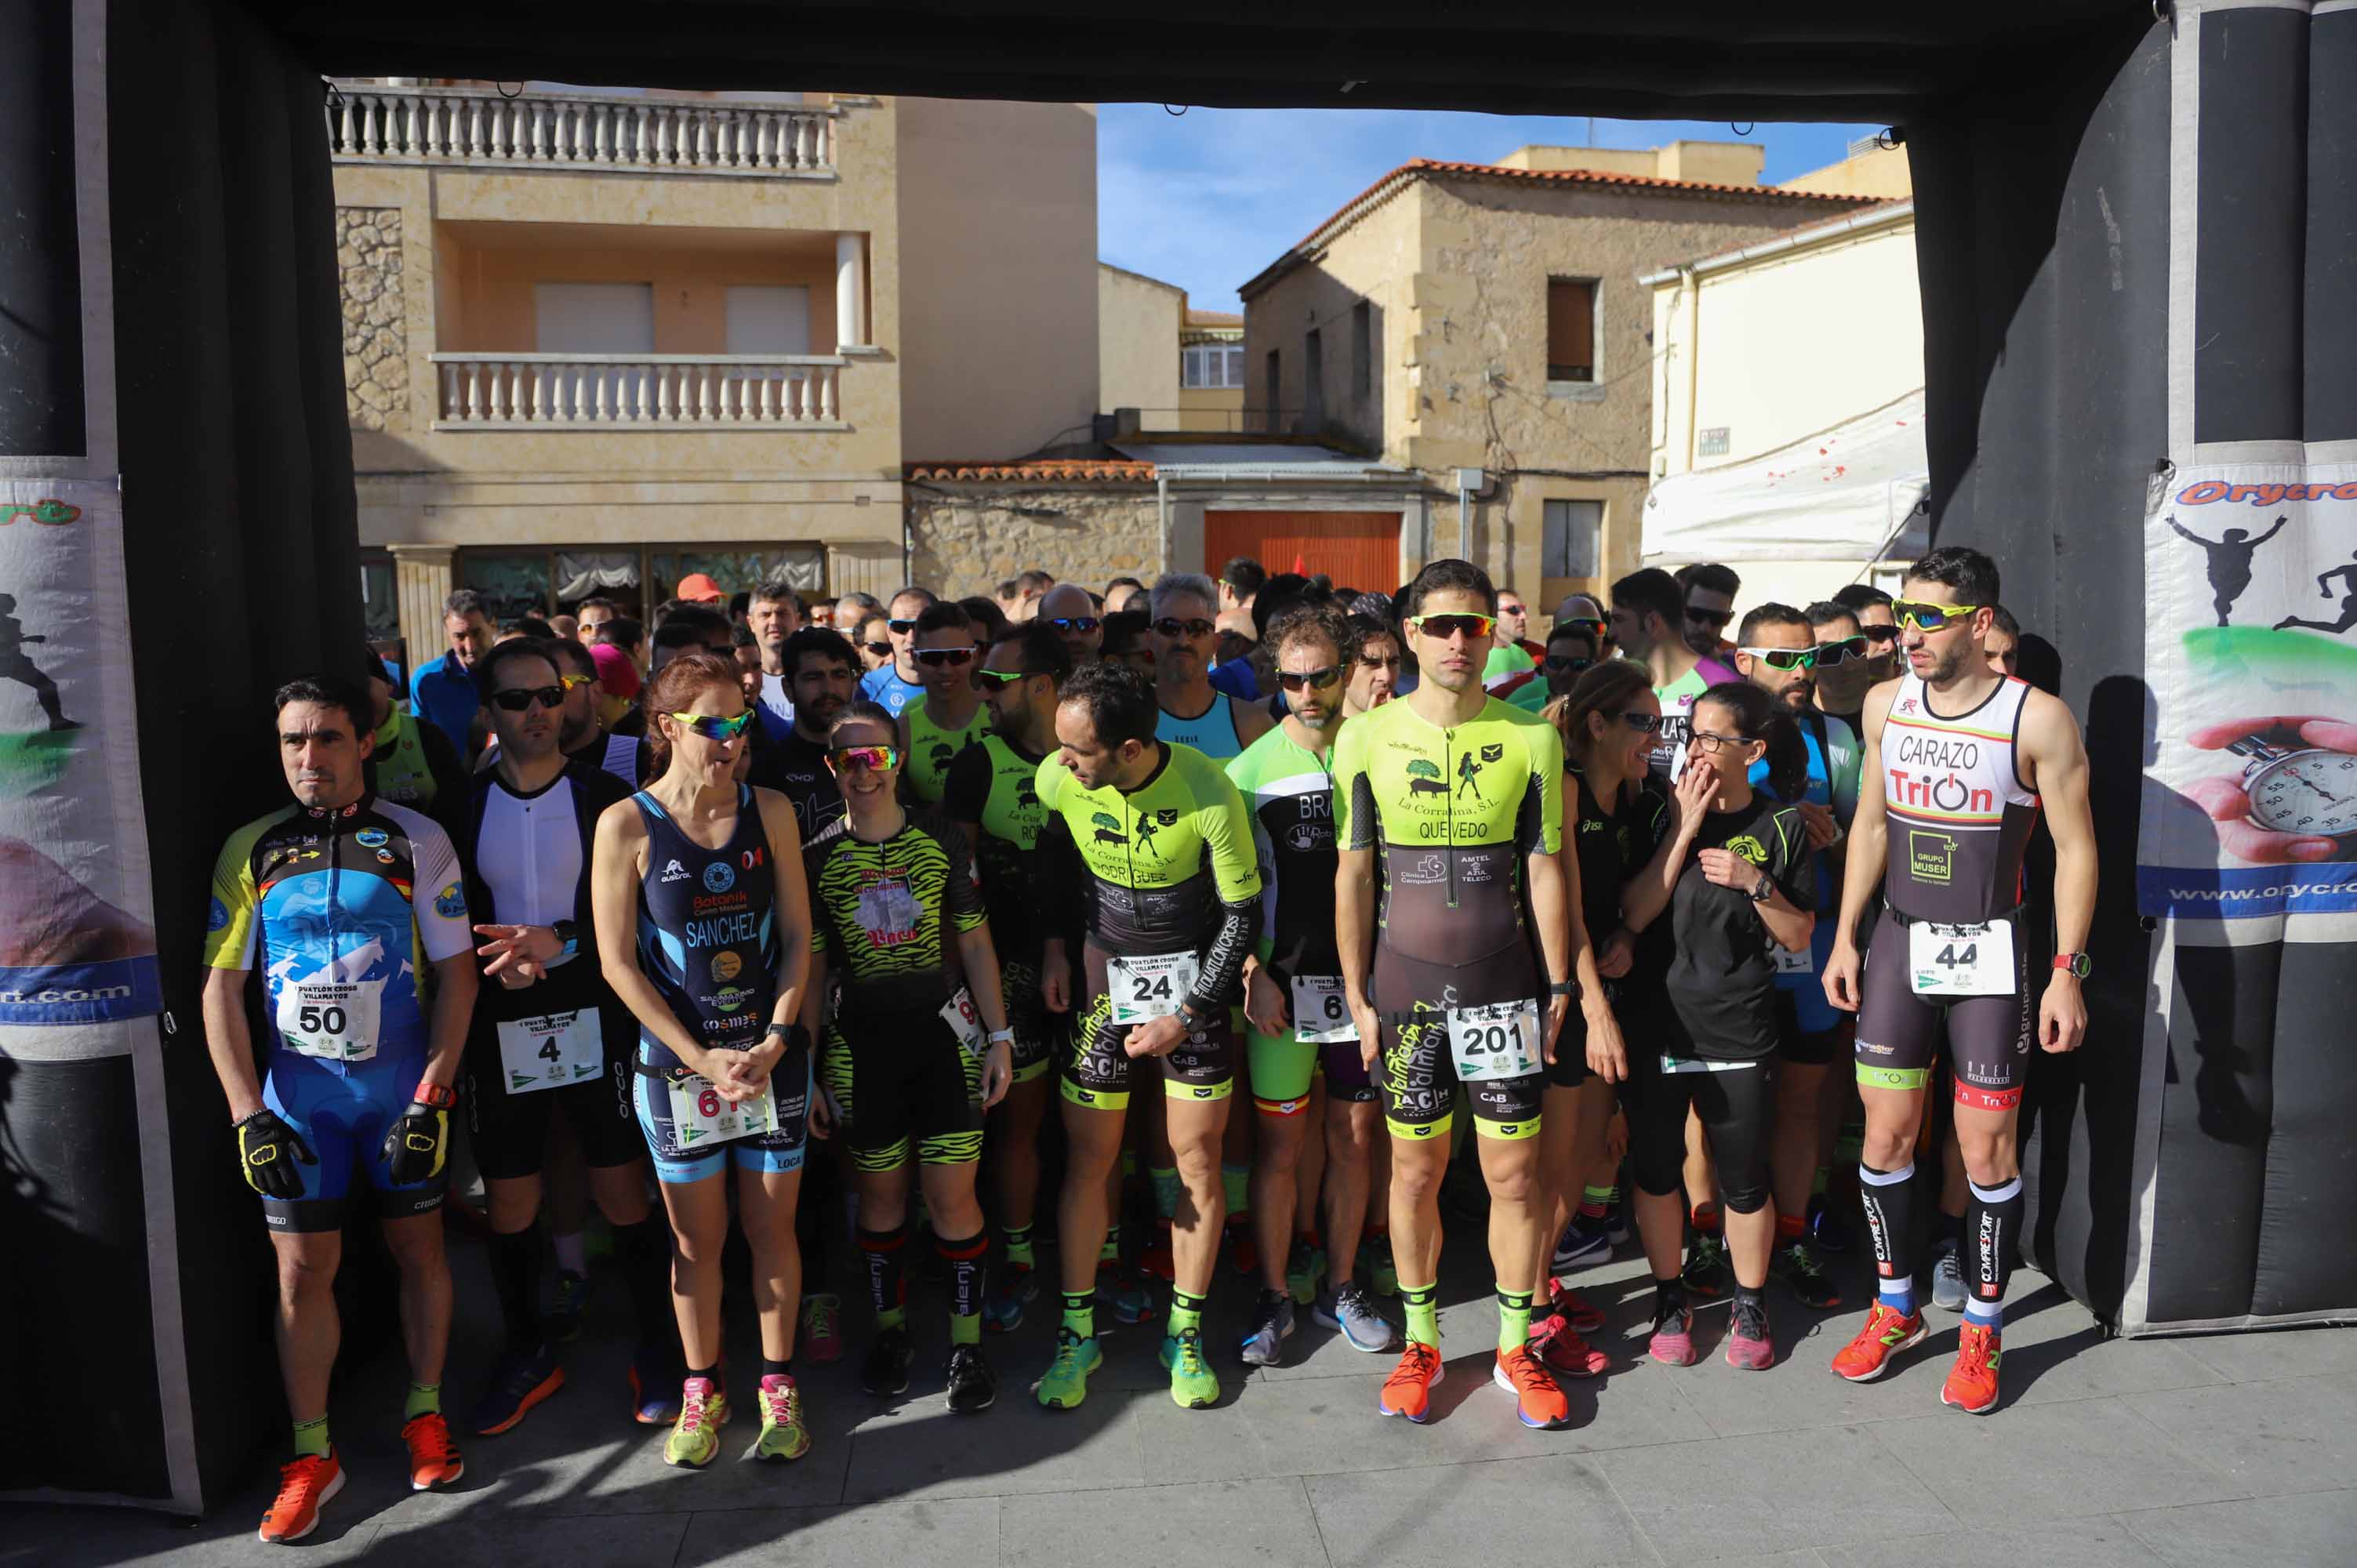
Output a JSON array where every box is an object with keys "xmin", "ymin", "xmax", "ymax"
[{"xmin": 1642, "ymin": 388, "xmax": 1930, "ymax": 565}]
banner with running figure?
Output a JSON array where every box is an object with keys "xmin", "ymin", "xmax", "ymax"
[
  {"xmin": 0, "ymin": 478, "xmax": 164, "ymax": 1022},
  {"xmin": 2137, "ymin": 462, "xmax": 2357, "ymax": 926}
]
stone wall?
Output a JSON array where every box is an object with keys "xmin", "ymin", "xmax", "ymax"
[
  {"xmin": 337, "ymin": 206, "xmax": 407, "ymax": 432},
  {"xmin": 906, "ymin": 482, "xmax": 1161, "ymax": 599}
]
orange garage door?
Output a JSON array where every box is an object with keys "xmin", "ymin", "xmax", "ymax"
[{"xmin": 1203, "ymin": 510, "xmax": 1401, "ymax": 592}]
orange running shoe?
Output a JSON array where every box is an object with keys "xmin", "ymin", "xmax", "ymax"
[
  {"xmin": 401, "ymin": 1411, "xmax": 465, "ymax": 1491},
  {"xmin": 1493, "ymin": 1345, "xmax": 1571, "ymax": 1429},
  {"xmin": 1941, "ymin": 1322, "xmax": 2003, "ymax": 1414},
  {"xmin": 1377, "ymin": 1341, "xmax": 1446, "ymax": 1422},
  {"xmin": 257, "ymin": 1451, "xmax": 343, "ymax": 1544},
  {"xmin": 1829, "ymin": 1301, "xmax": 1927, "ymax": 1383}
]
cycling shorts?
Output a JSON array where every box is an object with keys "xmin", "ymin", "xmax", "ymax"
[
  {"xmin": 819, "ymin": 1003, "xmax": 985, "ymax": 1172},
  {"xmin": 1062, "ymin": 942, "xmax": 1236, "ymax": 1112},
  {"xmin": 1246, "ymin": 1024, "xmax": 1377, "ymax": 1113},
  {"xmin": 260, "ymin": 1047, "xmax": 447, "ymax": 1233},
  {"xmin": 631, "ymin": 1038, "xmax": 813, "ymax": 1185},
  {"xmin": 463, "ymin": 1007, "xmax": 647, "ymax": 1181},
  {"xmin": 1543, "ymin": 994, "xmax": 1599, "ymax": 1091},
  {"xmin": 1001, "ymin": 958, "xmax": 1055, "ymax": 1086},
  {"xmin": 1371, "ymin": 951, "xmax": 1544, "ymax": 1143},
  {"xmin": 1623, "ymin": 1009, "xmax": 1776, "ymax": 1214},
  {"xmin": 1853, "ymin": 913, "xmax": 2035, "ymax": 1111}
]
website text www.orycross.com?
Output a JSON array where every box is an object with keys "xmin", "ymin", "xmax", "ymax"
[{"xmin": 2163, "ymin": 877, "xmax": 2357, "ymax": 904}]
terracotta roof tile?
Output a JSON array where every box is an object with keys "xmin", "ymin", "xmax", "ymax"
[
  {"xmin": 1240, "ymin": 156, "xmax": 1868, "ymax": 299},
  {"xmin": 1184, "ymin": 307, "xmax": 1243, "ymax": 326},
  {"xmin": 906, "ymin": 459, "xmax": 1157, "ymax": 482}
]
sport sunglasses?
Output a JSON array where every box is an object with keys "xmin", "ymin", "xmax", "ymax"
[
  {"xmin": 913, "ymin": 647, "xmax": 975, "ymax": 668},
  {"xmin": 826, "ymin": 744, "xmax": 901, "ymax": 774},
  {"xmin": 1685, "ymin": 605, "xmax": 1735, "ymax": 627},
  {"xmin": 1048, "ymin": 616, "xmax": 1102, "ymax": 634},
  {"xmin": 1738, "ymin": 644, "xmax": 1818, "ymax": 671},
  {"xmin": 1274, "ymin": 664, "xmax": 1342, "ymax": 692},
  {"xmin": 668, "ymin": 709, "xmax": 757, "ymax": 741},
  {"xmin": 1812, "ymin": 634, "xmax": 1872, "ymax": 665},
  {"xmin": 886, "ymin": 617, "xmax": 919, "ymax": 634},
  {"xmin": 492, "ymin": 685, "xmax": 565, "ymax": 712},
  {"xmin": 1405, "ymin": 612, "xmax": 1498, "ymax": 641},
  {"xmin": 859, "ymin": 641, "xmax": 894, "ymax": 657},
  {"xmin": 1543, "ymin": 655, "xmax": 1596, "ymax": 674},
  {"xmin": 975, "ymin": 666, "xmax": 1038, "ymax": 693},
  {"xmin": 1152, "ymin": 616, "xmax": 1218, "ymax": 640},
  {"xmin": 1890, "ymin": 600, "xmax": 1982, "ymax": 633}
]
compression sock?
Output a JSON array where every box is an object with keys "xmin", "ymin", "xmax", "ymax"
[
  {"xmin": 1222, "ymin": 1163, "xmax": 1251, "ymax": 1217},
  {"xmin": 687, "ymin": 1363, "xmax": 719, "ymax": 1387},
  {"xmin": 1149, "ymin": 1166, "xmax": 1182, "ymax": 1221},
  {"xmin": 1690, "ymin": 1200, "xmax": 1723, "ymax": 1237},
  {"xmin": 1060, "ymin": 1291, "xmax": 1096, "ymax": 1341},
  {"xmin": 487, "ymin": 1225, "xmax": 546, "ymax": 1352},
  {"xmin": 859, "ymin": 1225, "xmax": 909, "ymax": 1331},
  {"xmin": 403, "ymin": 1382, "xmax": 441, "ymax": 1420},
  {"xmin": 1003, "ymin": 1221, "xmax": 1037, "ymax": 1270},
  {"xmin": 1963, "ymin": 1176, "xmax": 2024, "ymax": 1330},
  {"xmin": 1858, "ymin": 1163, "xmax": 1919, "ymax": 1315},
  {"xmin": 1166, "ymin": 1289, "xmax": 1207, "ymax": 1340},
  {"xmin": 1580, "ymin": 1184, "xmax": 1611, "ymax": 1220},
  {"xmin": 1495, "ymin": 1285, "xmax": 1533, "ymax": 1353},
  {"xmin": 939, "ymin": 1230, "xmax": 988, "ymax": 1345},
  {"xmin": 1402, "ymin": 1283, "xmax": 1440, "ymax": 1348},
  {"xmin": 551, "ymin": 1230, "xmax": 588, "ymax": 1277},
  {"xmin": 761, "ymin": 1356, "xmax": 794, "ymax": 1379},
  {"xmin": 1099, "ymin": 1222, "xmax": 1122, "ymax": 1264},
  {"xmin": 292, "ymin": 1415, "xmax": 331, "ymax": 1459},
  {"xmin": 614, "ymin": 1215, "xmax": 677, "ymax": 1349},
  {"xmin": 1733, "ymin": 1282, "xmax": 1769, "ymax": 1334},
  {"xmin": 1653, "ymin": 1275, "xmax": 1688, "ymax": 1323}
]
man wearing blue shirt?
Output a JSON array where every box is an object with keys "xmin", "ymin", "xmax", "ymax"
[
  {"xmin": 409, "ymin": 589, "xmax": 496, "ymax": 759},
  {"xmin": 857, "ymin": 585, "xmax": 932, "ymax": 718}
]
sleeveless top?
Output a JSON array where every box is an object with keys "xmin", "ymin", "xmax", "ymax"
[
  {"xmin": 902, "ymin": 694, "xmax": 993, "ymax": 804},
  {"xmin": 630, "ymin": 785, "xmax": 782, "ymax": 1067},
  {"xmin": 1877, "ymin": 672, "xmax": 2040, "ymax": 924},
  {"xmin": 1157, "ymin": 691, "xmax": 1244, "ymax": 760}
]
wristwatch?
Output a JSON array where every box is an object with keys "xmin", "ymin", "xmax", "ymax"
[
  {"xmin": 986, "ymin": 1027, "xmax": 1016, "ymax": 1044},
  {"xmin": 552, "ymin": 918, "xmax": 579, "ymax": 959},
  {"xmin": 1748, "ymin": 872, "xmax": 1774, "ymax": 903},
  {"xmin": 2054, "ymin": 952, "xmax": 2093, "ymax": 978},
  {"xmin": 1174, "ymin": 1001, "xmax": 1207, "ymax": 1034},
  {"xmin": 2220, "ymin": 734, "xmax": 2357, "ymax": 836},
  {"xmin": 1546, "ymin": 978, "xmax": 1579, "ymax": 997},
  {"xmin": 412, "ymin": 1080, "xmax": 458, "ymax": 1110}
]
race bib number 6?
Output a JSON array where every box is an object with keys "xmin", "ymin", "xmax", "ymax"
[
  {"xmin": 666, "ymin": 1071, "xmax": 782, "ymax": 1149},
  {"xmin": 1908, "ymin": 918, "xmax": 2015, "ymax": 997},
  {"xmin": 275, "ymin": 977, "xmax": 384, "ymax": 1062},
  {"xmin": 1447, "ymin": 1000, "xmax": 1542, "ymax": 1083},
  {"xmin": 1291, "ymin": 974, "xmax": 1356, "ymax": 1044},
  {"xmin": 1109, "ymin": 951, "xmax": 1201, "ymax": 1025}
]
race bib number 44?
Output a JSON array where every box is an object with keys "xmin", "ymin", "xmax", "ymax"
[
  {"xmin": 1291, "ymin": 974, "xmax": 1356, "ymax": 1044},
  {"xmin": 1109, "ymin": 951, "xmax": 1200, "ymax": 1025},
  {"xmin": 1447, "ymin": 1000, "xmax": 1541, "ymax": 1083},
  {"xmin": 1909, "ymin": 918, "xmax": 2015, "ymax": 996},
  {"xmin": 666, "ymin": 1071, "xmax": 782, "ymax": 1149},
  {"xmin": 275, "ymin": 977, "xmax": 384, "ymax": 1062},
  {"xmin": 496, "ymin": 1009, "xmax": 602, "ymax": 1094}
]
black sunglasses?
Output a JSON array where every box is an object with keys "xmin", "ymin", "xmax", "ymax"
[
  {"xmin": 1812, "ymin": 635, "xmax": 1872, "ymax": 665},
  {"xmin": 975, "ymin": 667, "xmax": 1037, "ymax": 693},
  {"xmin": 1685, "ymin": 606, "xmax": 1734, "ymax": 628},
  {"xmin": 860, "ymin": 641, "xmax": 893, "ymax": 657},
  {"xmin": 1860, "ymin": 623, "xmax": 1901, "ymax": 644},
  {"xmin": 914, "ymin": 647, "xmax": 975, "ymax": 667},
  {"xmin": 1618, "ymin": 710, "xmax": 1663, "ymax": 735},
  {"xmin": 491, "ymin": 685, "xmax": 565, "ymax": 713},
  {"xmin": 887, "ymin": 618, "xmax": 918, "ymax": 635},
  {"xmin": 1153, "ymin": 617, "xmax": 1217, "ymax": 640},
  {"xmin": 1048, "ymin": 616, "xmax": 1102, "ymax": 634},
  {"xmin": 1543, "ymin": 655, "xmax": 1596, "ymax": 674},
  {"xmin": 1275, "ymin": 664, "xmax": 1342, "ymax": 692}
]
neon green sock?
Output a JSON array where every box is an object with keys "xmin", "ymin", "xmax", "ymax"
[
  {"xmin": 1122, "ymin": 1148, "xmax": 1139, "ymax": 1180},
  {"xmin": 1167, "ymin": 1289, "xmax": 1206, "ymax": 1339},
  {"xmin": 1582, "ymin": 1183, "xmax": 1614, "ymax": 1206},
  {"xmin": 1149, "ymin": 1167, "xmax": 1181, "ymax": 1220},
  {"xmin": 877, "ymin": 1302, "xmax": 908, "ymax": 1331},
  {"xmin": 1060, "ymin": 1290, "xmax": 1095, "ymax": 1341},
  {"xmin": 292, "ymin": 1415, "xmax": 331, "ymax": 1459},
  {"xmin": 403, "ymin": 1382, "xmax": 440, "ymax": 1420},
  {"xmin": 1497, "ymin": 1285, "xmax": 1534, "ymax": 1353},
  {"xmin": 1222, "ymin": 1163, "xmax": 1250, "ymax": 1215},
  {"xmin": 1099, "ymin": 1222, "xmax": 1121, "ymax": 1264},
  {"xmin": 950, "ymin": 1308, "xmax": 981, "ymax": 1346},
  {"xmin": 1402, "ymin": 1283, "xmax": 1440, "ymax": 1348},
  {"xmin": 1004, "ymin": 1224, "xmax": 1036, "ymax": 1269}
]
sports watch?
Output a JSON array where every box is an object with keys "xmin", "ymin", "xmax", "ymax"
[
  {"xmin": 552, "ymin": 918, "xmax": 579, "ymax": 959},
  {"xmin": 2053, "ymin": 952, "xmax": 2092, "ymax": 979},
  {"xmin": 2221, "ymin": 734, "xmax": 2357, "ymax": 837},
  {"xmin": 412, "ymin": 1080, "xmax": 458, "ymax": 1110}
]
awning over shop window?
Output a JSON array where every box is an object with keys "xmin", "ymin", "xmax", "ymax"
[{"xmin": 1642, "ymin": 389, "xmax": 1930, "ymax": 565}]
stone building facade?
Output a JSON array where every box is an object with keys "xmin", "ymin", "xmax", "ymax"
[
  {"xmin": 906, "ymin": 462, "xmax": 1159, "ymax": 597},
  {"xmin": 338, "ymin": 207, "xmax": 407, "ymax": 434}
]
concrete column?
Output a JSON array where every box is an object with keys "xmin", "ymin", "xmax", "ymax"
[
  {"xmin": 835, "ymin": 230, "xmax": 868, "ymax": 349},
  {"xmin": 387, "ymin": 542, "xmax": 456, "ymax": 670}
]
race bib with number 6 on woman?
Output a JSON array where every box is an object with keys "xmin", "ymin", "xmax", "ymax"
[{"xmin": 666, "ymin": 1070, "xmax": 782, "ymax": 1147}]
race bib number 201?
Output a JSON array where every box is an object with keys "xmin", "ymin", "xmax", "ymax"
[{"xmin": 1447, "ymin": 1000, "xmax": 1541, "ymax": 1083}]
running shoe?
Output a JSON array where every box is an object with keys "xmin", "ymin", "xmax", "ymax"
[
  {"xmin": 1095, "ymin": 1258, "xmax": 1155, "ymax": 1324},
  {"xmin": 1036, "ymin": 1329, "xmax": 1102, "ymax": 1410},
  {"xmin": 1238, "ymin": 1288, "xmax": 1296, "ymax": 1367},
  {"xmin": 258, "ymin": 1452, "xmax": 343, "ymax": 1544},
  {"xmin": 1941, "ymin": 1322, "xmax": 2003, "ymax": 1414},
  {"xmin": 1551, "ymin": 1213, "xmax": 1610, "ymax": 1274},
  {"xmin": 1493, "ymin": 1345, "xmax": 1571, "ymax": 1429},
  {"xmin": 1377, "ymin": 1341, "xmax": 1444, "ymax": 1421},
  {"xmin": 1726, "ymin": 1297, "xmax": 1774, "ymax": 1371},
  {"xmin": 1139, "ymin": 1219, "xmax": 1177, "ymax": 1281},
  {"xmin": 1549, "ymin": 1283, "xmax": 1606, "ymax": 1334},
  {"xmin": 1647, "ymin": 1301, "xmax": 1698, "ymax": 1367},
  {"xmin": 1313, "ymin": 1281, "xmax": 1399, "ymax": 1352},
  {"xmin": 628, "ymin": 1343, "xmax": 681, "ymax": 1425},
  {"xmin": 1681, "ymin": 1231, "xmax": 1733, "ymax": 1298},
  {"xmin": 946, "ymin": 1344, "xmax": 997, "ymax": 1414},
  {"xmin": 546, "ymin": 1269, "xmax": 591, "ymax": 1345},
  {"xmin": 1929, "ymin": 1241, "xmax": 1967, "ymax": 1312},
  {"xmin": 1223, "ymin": 1214, "xmax": 1258, "ymax": 1277},
  {"xmin": 1807, "ymin": 1194, "xmax": 1856, "ymax": 1254},
  {"xmin": 1604, "ymin": 1197, "xmax": 1631, "ymax": 1246},
  {"xmin": 663, "ymin": 1377, "xmax": 729, "ymax": 1468},
  {"xmin": 1361, "ymin": 1233, "xmax": 1400, "ymax": 1298},
  {"xmin": 860, "ymin": 1324, "xmax": 915, "ymax": 1396},
  {"xmin": 470, "ymin": 1345, "xmax": 565, "ymax": 1436},
  {"xmin": 1286, "ymin": 1239, "xmax": 1327, "ymax": 1306},
  {"xmin": 1771, "ymin": 1240, "xmax": 1843, "ymax": 1310},
  {"xmin": 983, "ymin": 1261, "xmax": 1037, "ymax": 1333},
  {"xmin": 750, "ymin": 1374, "xmax": 810, "ymax": 1461},
  {"xmin": 1829, "ymin": 1302, "xmax": 1928, "ymax": 1382},
  {"xmin": 1161, "ymin": 1327, "xmax": 1221, "ymax": 1409},
  {"xmin": 800, "ymin": 1293, "xmax": 844, "ymax": 1363},
  {"xmin": 1528, "ymin": 1309, "xmax": 1610, "ymax": 1377},
  {"xmin": 401, "ymin": 1412, "xmax": 464, "ymax": 1490}
]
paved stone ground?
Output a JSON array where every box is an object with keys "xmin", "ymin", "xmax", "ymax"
[{"xmin": 7, "ymin": 1228, "xmax": 2354, "ymax": 1566}]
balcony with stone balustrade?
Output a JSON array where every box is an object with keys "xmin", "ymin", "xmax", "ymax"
[{"xmin": 326, "ymin": 81, "xmax": 839, "ymax": 180}]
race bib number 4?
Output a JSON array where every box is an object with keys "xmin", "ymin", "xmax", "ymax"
[
  {"xmin": 496, "ymin": 1008, "xmax": 602, "ymax": 1094},
  {"xmin": 275, "ymin": 977, "xmax": 384, "ymax": 1062},
  {"xmin": 1109, "ymin": 951, "xmax": 1201, "ymax": 1025},
  {"xmin": 940, "ymin": 989, "xmax": 987, "ymax": 1058},
  {"xmin": 1291, "ymin": 974, "xmax": 1356, "ymax": 1044},
  {"xmin": 1908, "ymin": 918, "xmax": 2014, "ymax": 996},
  {"xmin": 1447, "ymin": 1000, "xmax": 1542, "ymax": 1083},
  {"xmin": 666, "ymin": 1070, "xmax": 781, "ymax": 1149}
]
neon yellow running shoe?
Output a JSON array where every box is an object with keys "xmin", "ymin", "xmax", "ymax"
[
  {"xmin": 1160, "ymin": 1328, "xmax": 1220, "ymax": 1410},
  {"xmin": 750, "ymin": 1374, "xmax": 809, "ymax": 1461},
  {"xmin": 1037, "ymin": 1329, "xmax": 1102, "ymax": 1411},
  {"xmin": 663, "ymin": 1378, "xmax": 730, "ymax": 1469}
]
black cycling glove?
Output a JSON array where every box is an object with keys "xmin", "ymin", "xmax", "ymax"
[
  {"xmin": 381, "ymin": 1102, "xmax": 449, "ymax": 1187},
  {"xmin": 234, "ymin": 1108, "xmax": 316, "ymax": 1200}
]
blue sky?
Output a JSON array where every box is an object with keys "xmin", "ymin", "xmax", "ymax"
[{"xmin": 1098, "ymin": 107, "xmax": 1882, "ymax": 313}]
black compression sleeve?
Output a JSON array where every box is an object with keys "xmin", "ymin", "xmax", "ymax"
[
  {"xmin": 1040, "ymin": 813, "xmax": 1085, "ymax": 951},
  {"xmin": 1189, "ymin": 894, "xmax": 1258, "ymax": 1014}
]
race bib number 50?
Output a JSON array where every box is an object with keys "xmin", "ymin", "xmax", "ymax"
[
  {"xmin": 1447, "ymin": 1000, "xmax": 1541, "ymax": 1083},
  {"xmin": 275, "ymin": 978, "xmax": 384, "ymax": 1062}
]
